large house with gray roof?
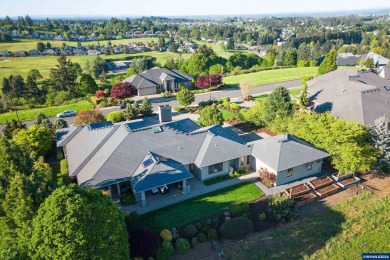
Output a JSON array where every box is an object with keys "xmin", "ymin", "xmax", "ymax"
[
  {"xmin": 122, "ymin": 67, "xmax": 193, "ymax": 96},
  {"xmin": 308, "ymin": 69, "xmax": 390, "ymax": 126},
  {"xmin": 57, "ymin": 108, "xmax": 329, "ymax": 207}
]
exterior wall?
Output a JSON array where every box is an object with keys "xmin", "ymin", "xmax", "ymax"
[
  {"xmin": 249, "ymin": 155, "xmax": 257, "ymax": 171},
  {"xmin": 254, "ymin": 157, "xmax": 277, "ymax": 174},
  {"xmin": 138, "ymin": 86, "xmax": 157, "ymax": 96},
  {"xmin": 276, "ymin": 160, "xmax": 323, "ymax": 186},
  {"xmin": 230, "ymin": 158, "xmax": 240, "ymax": 171},
  {"xmin": 200, "ymin": 161, "xmax": 230, "ymax": 181}
]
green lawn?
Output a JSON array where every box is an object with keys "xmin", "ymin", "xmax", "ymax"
[
  {"xmin": 140, "ymin": 182, "xmax": 264, "ymax": 232},
  {"xmin": 252, "ymin": 87, "xmax": 304, "ymax": 102},
  {"xmin": 0, "ymin": 99, "xmax": 93, "ymax": 123},
  {"xmin": 193, "ymin": 40, "xmax": 250, "ymax": 58},
  {"xmin": 223, "ymin": 190, "xmax": 390, "ymax": 260},
  {"xmin": 219, "ymin": 109, "xmax": 236, "ymax": 120},
  {"xmin": 223, "ymin": 67, "xmax": 318, "ymax": 87}
]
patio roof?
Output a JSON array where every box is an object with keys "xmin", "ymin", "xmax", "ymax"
[{"xmin": 130, "ymin": 152, "xmax": 193, "ymax": 193}]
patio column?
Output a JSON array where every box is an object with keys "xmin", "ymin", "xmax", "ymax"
[
  {"xmin": 108, "ymin": 185, "xmax": 112, "ymax": 200},
  {"xmin": 117, "ymin": 183, "xmax": 121, "ymax": 197},
  {"xmin": 141, "ymin": 191, "xmax": 146, "ymax": 208},
  {"xmin": 182, "ymin": 180, "xmax": 187, "ymax": 195}
]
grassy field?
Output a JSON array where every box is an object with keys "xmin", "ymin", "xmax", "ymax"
[
  {"xmin": 223, "ymin": 189, "xmax": 390, "ymax": 260},
  {"xmin": 223, "ymin": 67, "xmax": 318, "ymax": 87},
  {"xmin": 140, "ymin": 182, "xmax": 264, "ymax": 232},
  {"xmin": 0, "ymin": 99, "xmax": 93, "ymax": 123},
  {"xmin": 193, "ymin": 40, "xmax": 250, "ymax": 58}
]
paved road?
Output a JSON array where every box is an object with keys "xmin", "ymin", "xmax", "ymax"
[{"xmin": 0, "ymin": 79, "xmax": 301, "ymax": 132}]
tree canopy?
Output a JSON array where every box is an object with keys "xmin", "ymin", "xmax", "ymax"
[
  {"xmin": 29, "ymin": 185, "xmax": 129, "ymax": 259},
  {"xmin": 263, "ymin": 86, "xmax": 293, "ymax": 125},
  {"xmin": 176, "ymin": 87, "xmax": 195, "ymax": 107},
  {"xmin": 199, "ymin": 105, "xmax": 224, "ymax": 126},
  {"xmin": 318, "ymin": 50, "xmax": 337, "ymax": 75}
]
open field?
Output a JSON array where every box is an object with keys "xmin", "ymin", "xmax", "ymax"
[
  {"xmin": 252, "ymin": 87, "xmax": 304, "ymax": 102},
  {"xmin": 223, "ymin": 187, "xmax": 390, "ymax": 260},
  {"xmin": 193, "ymin": 40, "xmax": 250, "ymax": 58},
  {"xmin": 0, "ymin": 99, "xmax": 93, "ymax": 123},
  {"xmin": 223, "ymin": 67, "xmax": 318, "ymax": 87},
  {"xmin": 140, "ymin": 182, "xmax": 264, "ymax": 232}
]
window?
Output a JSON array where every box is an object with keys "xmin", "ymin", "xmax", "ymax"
[
  {"xmin": 287, "ymin": 168, "xmax": 293, "ymax": 177},
  {"xmin": 306, "ymin": 162, "xmax": 313, "ymax": 170},
  {"xmin": 208, "ymin": 162, "xmax": 223, "ymax": 174}
]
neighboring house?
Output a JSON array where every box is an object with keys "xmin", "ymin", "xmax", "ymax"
[
  {"xmin": 308, "ymin": 69, "xmax": 390, "ymax": 126},
  {"xmin": 13, "ymin": 50, "xmax": 26, "ymax": 57},
  {"xmin": 336, "ymin": 53, "xmax": 361, "ymax": 66},
  {"xmin": 360, "ymin": 52, "xmax": 390, "ymax": 66},
  {"xmin": 28, "ymin": 49, "xmax": 42, "ymax": 56},
  {"xmin": 379, "ymin": 65, "xmax": 390, "ymax": 81},
  {"xmin": 0, "ymin": 51, "xmax": 11, "ymax": 57},
  {"xmin": 57, "ymin": 106, "xmax": 329, "ymax": 207},
  {"xmin": 43, "ymin": 49, "xmax": 57, "ymax": 55},
  {"xmin": 122, "ymin": 67, "xmax": 193, "ymax": 96},
  {"xmin": 74, "ymin": 49, "xmax": 86, "ymax": 55}
]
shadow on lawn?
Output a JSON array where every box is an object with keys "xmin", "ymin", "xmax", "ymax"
[{"xmin": 222, "ymin": 200, "xmax": 346, "ymax": 260}]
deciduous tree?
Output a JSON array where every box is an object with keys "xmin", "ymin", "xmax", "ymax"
[
  {"xmin": 110, "ymin": 82, "xmax": 136, "ymax": 100},
  {"xmin": 199, "ymin": 105, "xmax": 224, "ymax": 126},
  {"xmin": 13, "ymin": 125, "xmax": 53, "ymax": 157},
  {"xmin": 75, "ymin": 110, "xmax": 105, "ymax": 125},
  {"xmin": 176, "ymin": 87, "xmax": 195, "ymax": 107}
]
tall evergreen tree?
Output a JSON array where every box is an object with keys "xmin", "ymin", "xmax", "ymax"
[
  {"xmin": 139, "ymin": 97, "xmax": 153, "ymax": 117},
  {"xmin": 47, "ymin": 55, "xmax": 78, "ymax": 92},
  {"xmin": 263, "ymin": 86, "xmax": 293, "ymax": 125},
  {"xmin": 370, "ymin": 116, "xmax": 390, "ymax": 168},
  {"xmin": 318, "ymin": 50, "xmax": 337, "ymax": 75}
]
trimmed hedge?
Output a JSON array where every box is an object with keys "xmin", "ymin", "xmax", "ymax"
[
  {"xmin": 60, "ymin": 159, "xmax": 68, "ymax": 175},
  {"xmin": 220, "ymin": 217, "xmax": 254, "ymax": 239}
]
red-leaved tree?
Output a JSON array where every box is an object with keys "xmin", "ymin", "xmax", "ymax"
[
  {"xmin": 195, "ymin": 74, "xmax": 222, "ymax": 89},
  {"xmin": 110, "ymin": 82, "xmax": 136, "ymax": 99}
]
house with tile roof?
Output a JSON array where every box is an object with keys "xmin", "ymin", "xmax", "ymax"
[
  {"xmin": 122, "ymin": 67, "xmax": 193, "ymax": 96},
  {"xmin": 308, "ymin": 69, "xmax": 390, "ymax": 126},
  {"xmin": 57, "ymin": 107, "xmax": 329, "ymax": 207}
]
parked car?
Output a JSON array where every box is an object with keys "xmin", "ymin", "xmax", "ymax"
[
  {"xmin": 56, "ymin": 110, "xmax": 77, "ymax": 118},
  {"xmin": 158, "ymin": 185, "xmax": 169, "ymax": 194}
]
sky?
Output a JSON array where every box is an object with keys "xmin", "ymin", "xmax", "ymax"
[{"xmin": 1, "ymin": 0, "xmax": 390, "ymax": 17}]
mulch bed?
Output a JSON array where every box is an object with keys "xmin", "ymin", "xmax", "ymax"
[
  {"xmin": 257, "ymin": 127, "xmax": 277, "ymax": 136},
  {"xmin": 286, "ymin": 183, "xmax": 310, "ymax": 197},
  {"xmin": 248, "ymin": 195, "xmax": 276, "ymax": 232},
  {"xmin": 316, "ymin": 184, "xmax": 340, "ymax": 197},
  {"xmin": 309, "ymin": 176, "xmax": 333, "ymax": 189}
]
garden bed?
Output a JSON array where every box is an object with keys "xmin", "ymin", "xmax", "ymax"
[
  {"xmin": 331, "ymin": 173, "xmax": 354, "ymax": 182},
  {"xmin": 285, "ymin": 183, "xmax": 310, "ymax": 198},
  {"xmin": 315, "ymin": 184, "xmax": 340, "ymax": 198},
  {"xmin": 293, "ymin": 192, "xmax": 317, "ymax": 207},
  {"xmin": 337, "ymin": 176, "xmax": 360, "ymax": 188},
  {"xmin": 309, "ymin": 176, "xmax": 334, "ymax": 190}
]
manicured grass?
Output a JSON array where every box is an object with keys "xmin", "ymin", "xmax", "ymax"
[
  {"xmin": 222, "ymin": 190, "xmax": 390, "ymax": 260},
  {"xmin": 252, "ymin": 87, "xmax": 304, "ymax": 102},
  {"xmin": 219, "ymin": 109, "xmax": 236, "ymax": 120},
  {"xmin": 223, "ymin": 67, "xmax": 318, "ymax": 87},
  {"xmin": 141, "ymin": 182, "xmax": 264, "ymax": 232},
  {"xmin": 0, "ymin": 99, "xmax": 93, "ymax": 123}
]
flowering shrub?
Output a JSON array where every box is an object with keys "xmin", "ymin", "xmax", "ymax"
[{"xmin": 95, "ymin": 91, "xmax": 106, "ymax": 98}]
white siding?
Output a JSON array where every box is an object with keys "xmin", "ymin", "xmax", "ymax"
[{"xmin": 276, "ymin": 160, "xmax": 323, "ymax": 185}]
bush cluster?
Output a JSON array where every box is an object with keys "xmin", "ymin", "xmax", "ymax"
[
  {"xmin": 160, "ymin": 229, "xmax": 173, "ymax": 241},
  {"xmin": 220, "ymin": 217, "xmax": 254, "ymax": 239},
  {"xmin": 106, "ymin": 111, "xmax": 124, "ymax": 123},
  {"xmin": 207, "ymin": 228, "xmax": 218, "ymax": 240},
  {"xmin": 184, "ymin": 224, "xmax": 198, "ymax": 238},
  {"xmin": 267, "ymin": 193, "xmax": 297, "ymax": 222},
  {"xmin": 156, "ymin": 240, "xmax": 174, "ymax": 260},
  {"xmin": 197, "ymin": 232, "xmax": 207, "ymax": 242}
]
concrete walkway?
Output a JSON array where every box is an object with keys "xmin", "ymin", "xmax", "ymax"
[{"xmin": 119, "ymin": 171, "xmax": 259, "ymax": 215}]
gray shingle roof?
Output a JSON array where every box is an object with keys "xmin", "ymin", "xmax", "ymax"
[
  {"xmin": 123, "ymin": 67, "xmax": 193, "ymax": 89},
  {"xmin": 251, "ymin": 134, "xmax": 329, "ymax": 172},
  {"xmin": 130, "ymin": 152, "xmax": 193, "ymax": 193},
  {"xmin": 308, "ymin": 69, "xmax": 390, "ymax": 125},
  {"xmin": 360, "ymin": 52, "xmax": 389, "ymax": 66},
  {"xmin": 336, "ymin": 53, "xmax": 360, "ymax": 66}
]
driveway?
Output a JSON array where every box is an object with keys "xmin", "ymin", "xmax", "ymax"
[{"xmin": 0, "ymin": 79, "xmax": 301, "ymax": 132}]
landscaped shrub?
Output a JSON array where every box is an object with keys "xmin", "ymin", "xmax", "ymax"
[
  {"xmin": 225, "ymin": 217, "xmax": 231, "ymax": 222},
  {"xmin": 191, "ymin": 237, "xmax": 198, "ymax": 247},
  {"xmin": 220, "ymin": 217, "xmax": 254, "ymax": 239},
  {"xmin": 175, "ymin": 238, "xmax": 190, "ymax": 254},
  {"xmin": 195, "ymin": 222, "xmax": 202, "ymax": 231},
  {"xmin": 230, "ymin": 103, "xmax": 241, "ymax": 111},
  {"xmin": 56, "ymin": 148, "xmax": 64, "ymax": 160},
  {"xmin": 213, "ymin": 217, "xmax": 219, "ymax": 226},
  {"xmin": 222, "ymin": 101, "xmax": 231, "ymax": 108},
  {"xmin": 220, "ymin": 96, "xmax": 230, "ymax": 102},
  {"xmin": 106, "ymin": 111, "xmax": 124, "ymax": 123},
  {"xmin": 267, "ymin": 193, "xmax": 297, "ymax": 223},
  {"xmin": 207, "ymin": 228, "xmax": 218, "ymax": 240},
  {"xmin": 124, "ymin": 211, "xmax": 140, "ymax": 224},
  {"xmin": 60, "ymin": 159, "xmax": 68, "ymax": 175},
  {"xmin": 241, "ymin": 165, "xmax": 249, "ymax": 172},
  {"xmin": 184, "ymin": 224, "xmax": 198, "ymax": 238},
  {"xmin": 128, "ymin": 225, "xmax": 160, "ymax": 259},
  {"xmin": 160, "ymin": 229, "xmax": 173, "ymax": 241},
  {"xmin": 197, "ymin": 232, "xmax": 207, "ymax": 242},
  {"xmin": 230, "ymin": 202, "xmax": 249, "ymax": 217},
  {"xmin": 258, "ymin": 213, "xmax": 266, "ymax": 221},
  {"xmin": 120, "ymin": 192, "xmax": 136, "ymax": 206},
  {"xmin": 156, "ymin": 240, "xmax": 174, "ymax": 260},
  {"xmin": 259, "ymin": 168, "xmax": 276, "ymax": 188}
]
